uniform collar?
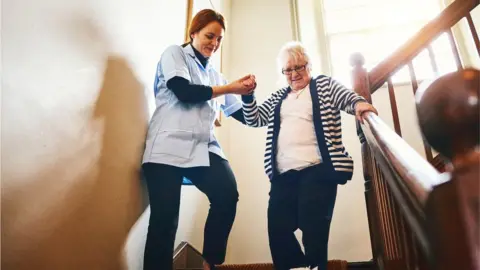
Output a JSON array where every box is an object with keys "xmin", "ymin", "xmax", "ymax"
[{"xmin": 184, "ymin": 44, "xmax": 211, "ymax": 71}]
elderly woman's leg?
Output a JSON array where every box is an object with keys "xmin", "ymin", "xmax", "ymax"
[
  {"xmin": 268, "ymin": 171, "xmax": 307, "ymax": 270},
  {"xmin": 298, "ymin": 168, "xmax": 338, "ymax": 270}
]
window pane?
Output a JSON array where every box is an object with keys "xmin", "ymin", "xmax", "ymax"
[
  {"xmin": 431, "ymin": 33, "xmax": 458, "ymax": 75},
  {"xmin": 328, "ymin": 33, "xmax": 366, "ymax": 86},
  {"xmin": 324, "ymin": 2, "xmax": 441, "ymax": 34},
  {"xmin": 323, "ymin": 0, "xmax": 440, "ymax": 13},
  {"xmin": 329, "ymin": 25, "xmax": 427, "ymax": 68},
  {"xmin": 323, "ymin": 0, "xmax": 380, "ymax": 11},
  {"xmin": 411, "ymin": 50, "xmax": 435, "ymax": 81},
  {"xmin": 322, "ymin": 0, "xmax": 452, "ymax": 85},
  {"xmin": 329, "ymin": 31, "xmax": 457, "ymax": 85}
]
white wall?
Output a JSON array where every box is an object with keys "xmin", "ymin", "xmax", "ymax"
[{"xmin": 2, "ymin": 0, "xmax": 187, "ymax": 269}]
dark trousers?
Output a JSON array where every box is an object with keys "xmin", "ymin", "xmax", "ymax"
[
  {"xmin": 268, "ymin": 165, "xmax": 338, "ymax": 270},
  {"xmin": 142, "ymin": 153, "xmax": 238, "ymax": 270}
]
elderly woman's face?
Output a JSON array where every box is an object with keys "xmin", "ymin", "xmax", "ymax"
[{"xmin": 282, "ymin": 57, "xmax": 311, "ymax": 91}]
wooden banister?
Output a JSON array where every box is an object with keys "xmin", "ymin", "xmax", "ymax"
[
  {"xmin": 355, "ymin": 67, "xmax": 480, "ymax": 270},
  {"xmin": 368, "ymin": 0, "xmax": 479, "ymax": 93},
  {"xmin": 350, "ymin": 0, "xmax": 479, "ymax": 267},
  {"xmin": 361, "ymin": 112, "xmax": 444, "ymax": 262},
  {"xmin": 362, "ymin": 113, "xmax": 443, "ymax": 205}
]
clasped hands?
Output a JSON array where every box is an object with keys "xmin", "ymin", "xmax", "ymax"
[{"xmin": 229, "ymin": 74, "xmax": 256, "ymax": 95}]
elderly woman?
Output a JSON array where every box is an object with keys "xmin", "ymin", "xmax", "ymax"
[{"xmin": 241, "ymin": 42, "xmax": 377, "ymax": 270}]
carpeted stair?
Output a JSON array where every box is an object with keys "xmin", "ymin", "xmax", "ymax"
[
  {"xmin": 174, "ymin": 242, "xmax": 355, "ymax": 270},
  {"xmin": 216, "ymin": 260, "xmax": 348, "ymax": 270}
]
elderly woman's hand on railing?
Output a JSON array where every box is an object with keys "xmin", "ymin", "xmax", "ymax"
[{"xmin": 355, "ymin": 102, "xmax": 378, "ymax": 123}]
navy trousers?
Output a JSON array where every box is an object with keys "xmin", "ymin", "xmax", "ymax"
[
  {"xmin": 268, "ymin": 165, "xmax": 338, "ymax": 270},
  {"xmin": 142, "ymin": 153, "xmax": 238, "ymax": 270}
]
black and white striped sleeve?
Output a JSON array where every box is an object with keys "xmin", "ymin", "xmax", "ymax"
[
  {"xmin": 329, "ymin": 78, "xmax": 367, "ymax": 114},
  {"xmin": 241, "ymin": 93, "xmax": 277, "ymax": 127}
]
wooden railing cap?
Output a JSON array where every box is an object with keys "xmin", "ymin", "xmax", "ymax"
[
  {"xmin": 415, "ymin": 68, "xmax": 480, "ymax": 163},
  {"xmin": 350, "ymin": 52, "xmax": 365, "ymax": 68}
]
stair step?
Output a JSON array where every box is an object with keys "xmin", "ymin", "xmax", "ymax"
[
  {"xmin": 216, "ymin": 260, "xmax": 350, "ymax": 270},
  {"xmin": 176, "ymin": 260, "xmax": 374, "ymax": 270}
]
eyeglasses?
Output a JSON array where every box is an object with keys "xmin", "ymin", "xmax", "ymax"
[{"xmin": 281, "ymin": 63, "xmax": 308, "ymax": 75}]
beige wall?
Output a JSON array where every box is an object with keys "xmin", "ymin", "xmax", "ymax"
[
  {"xmin": 2, "ymin": 0, "xmax": 187, "ymax": 269},
  {"xmin": 222, "ymin": 0, "xmax": 296, "ymax": 263}
]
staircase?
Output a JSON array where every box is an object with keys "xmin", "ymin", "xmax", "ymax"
[
  {"xmin": 173, "ymin": 242, "xmax": 370, "ymax": 270},
  {"xmin": 174, "ymin": 1, "xmax": 479, "ymax": 270},
  {"xmin": 350, "ymin": 0, "xmax": 479, "ymax": 269}
]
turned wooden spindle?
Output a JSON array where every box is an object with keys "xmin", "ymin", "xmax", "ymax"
[{"xmin": 415, "ymin": 68, "xmax": 480, "ymax": 167}]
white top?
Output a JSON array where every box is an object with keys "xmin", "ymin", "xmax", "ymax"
[{"xmin": 276, "ymin": 85, "xmax": 322, "ymax": 174}]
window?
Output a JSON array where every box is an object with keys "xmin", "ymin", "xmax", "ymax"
[{"xmin": 321, "ymin": 0, "xmax": 457, "ymax": 86}]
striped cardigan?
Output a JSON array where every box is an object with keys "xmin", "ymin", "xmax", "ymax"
[{"xmin": 241, "ymin": 75, "xmax": 366, "ymax": 184}]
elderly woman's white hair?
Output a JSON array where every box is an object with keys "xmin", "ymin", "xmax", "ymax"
[{"xmin": 276, "ymin": 41, "xmax": 313, "ymax": 72}]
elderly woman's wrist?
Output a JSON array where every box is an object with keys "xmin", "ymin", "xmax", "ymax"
[{"xmin": 241, "ymin": 93, "xmax": 255, "ymax": 103}]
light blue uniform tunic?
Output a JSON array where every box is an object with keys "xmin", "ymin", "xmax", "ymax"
[{"xmin": 143, "ymin": 44, "xmax": 241, "ymax": 184}]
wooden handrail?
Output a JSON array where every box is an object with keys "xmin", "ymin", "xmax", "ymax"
[
  {"xmin": 361, "ymin": 113, "xmax": 444, "ymax": 204},
  {"xmin": 360, "ymin": 112, "xmax": 447, "ymax": 259},
  {"xmin": 368, "ymin": 0, "xmax": 479, "ymax": 92},
  {"xmin": 355, "ymin": 68, "xmax": 480, "ymax": 270}
]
